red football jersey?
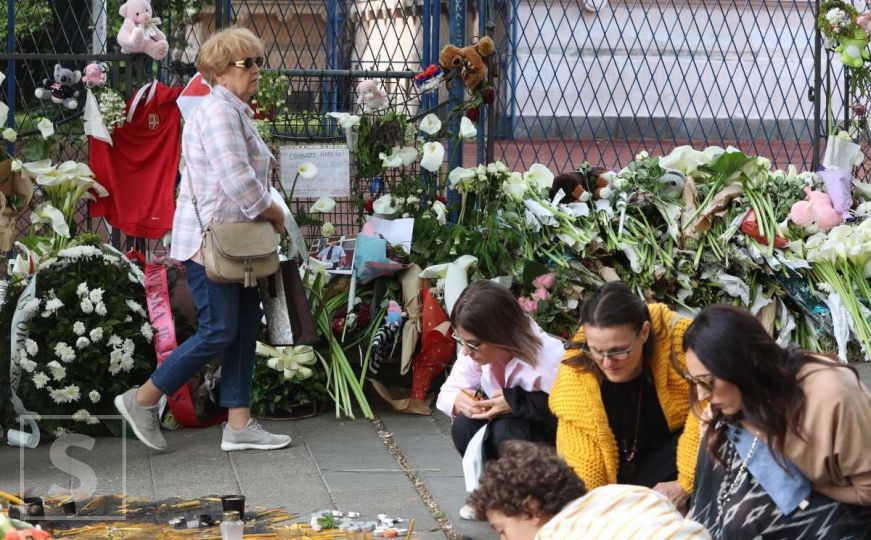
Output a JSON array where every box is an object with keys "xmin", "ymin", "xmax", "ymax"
[{"xmin": 90, "ymin": 82, "xmax": 183, "ymax": 239}]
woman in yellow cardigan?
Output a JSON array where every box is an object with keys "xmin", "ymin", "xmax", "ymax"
[{"xmin": 549, "ymin": 282, "xmax": 700, "ymax": 510}]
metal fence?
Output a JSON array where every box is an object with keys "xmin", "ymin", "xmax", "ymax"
[{"xmin": 1, "ymin": 0, "xmax": 838, "ymax": 252}]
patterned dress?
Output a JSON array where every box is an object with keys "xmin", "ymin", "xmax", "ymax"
[{"xmin": 690, "ymin": 438, "xmax": 871, "ymax": 539}]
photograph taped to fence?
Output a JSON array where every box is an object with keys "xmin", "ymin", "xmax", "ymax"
[
  {"xmin": 280, "ymin": 144, "xmax": 351, "ymax": 198},
  {"xmin": 311, "ymin": 235, "xmax": 356, "ymax": 275}
]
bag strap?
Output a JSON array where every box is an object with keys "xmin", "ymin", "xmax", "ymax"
[{"xmin": 186, "ymin": 172, "xmax": 206, "ymax": 237}]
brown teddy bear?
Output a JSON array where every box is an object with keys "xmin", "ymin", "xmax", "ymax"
[{"xmin": 438, "ymin": 36, "xmax": 495, "ymax": 92}]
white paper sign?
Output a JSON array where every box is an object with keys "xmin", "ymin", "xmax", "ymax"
[{"xmin": 279, "ymin": 144, "xmax": 351, "ymax": 198}]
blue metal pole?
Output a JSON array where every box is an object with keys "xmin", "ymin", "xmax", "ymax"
[
  {"xmin": 448, "ymin": 0, "xmax": 465, "ymax": 171},
  {"xmin": 475, "ymin": 0, "xmax": 488, "ymax": 166}
]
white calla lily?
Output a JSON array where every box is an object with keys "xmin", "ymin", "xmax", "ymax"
[
  {"xmin": 297, "ymin": 162, "xmax": 318, "ymax": 179},
  {"xmin": 256, "ymin": 342, "xmax": 317, "ymax": 381},
  {"xmin": 459, "ymin": 116, "xmax": 477, "ymax": 139},
  {"xmin": 0, "ymin": 101, "xmax": 7, "ymax": 127},
  {"xmin": 502, "ymin": 173, "xmax": 527, "ymax": 201},
  {"xmin": 397, "ymin": 146, "xmax": 419, "ymax": 166},
  {"xmin": 431, "ymin": 200, "xmax": 448, "ymax": 224},
  {"xmin": 379, "ymin": 147, "xmax": 404, "ymax": 168},
  {"xmin": 326, "ymin": 112, "xmax": 361, "ymax": 130},
  {"xmin": 448, "ymin": 167, "xmax": 476, "ymax": 191},
  {"xmin": 37, "ymin": 117, "xmax": 54, "ymax": 139},
  {"xmin": 31, "ymin": 203, "xmax": 70, "ymax": 237},
  {"xmin": 310, "ymin": 197, "xmax": 336, "ymax": 213},
  {"xmin": 419, "ymin": 113, "xmax": 442, "ymax": 135},
  {"xmin": 0, "ymin": 71, "xmax": 5, "ymax": 86},
  {"xmin": 420, "ymin": 142, "xmax": 445, "ymax": 172},
  {"xmin": 523, "ymin": 163, "xmax": 554, "ymax": 191},
  {"xmin": 23, "ymin": 159, "xmax": 56, "ymax": 177}
]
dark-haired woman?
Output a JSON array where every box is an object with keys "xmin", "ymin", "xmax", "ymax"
[
  {"xmin": 436, "ymin": 280, "xmax": 565, "ymax": 520},
  {"xmin": 684, "ymin": 304, "xmax": 871, "ymax": 539},
  {"xmin": 549, "ymin": 282, "xmax": 700, "ymax": 510}
]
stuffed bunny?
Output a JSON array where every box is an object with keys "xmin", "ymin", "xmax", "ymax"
[
  {"xmin": 117, "ymin": 0, "xmax": 169, "ymax": 60},
  {"xmin": 34, "ymin": 64, "xmax": 81, "ymax": 109}
]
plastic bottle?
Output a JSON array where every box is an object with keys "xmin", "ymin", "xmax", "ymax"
[{"xmin": 220, "ymin": 510, "xmax": 244, "ymax": 540}]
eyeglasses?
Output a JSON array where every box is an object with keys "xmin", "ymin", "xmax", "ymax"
[
  {"xmin": 229, "ymin": 56, "xmax": 264, "ymax": 69},
  {"xmin": 683, "ymin": 374, "xmax": 715, "ymax": 393},
  {"xmin": 452, "ymin": 334, "xmax": 481, "ymax": 354},
  {"xmin": 579, "ymin": 334, "xmax": 641, "ymax": 362}
]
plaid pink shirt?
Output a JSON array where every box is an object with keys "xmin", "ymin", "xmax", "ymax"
[{"xmin": 170, "ymin": 85, "xmax": 274, "ymax": 262}]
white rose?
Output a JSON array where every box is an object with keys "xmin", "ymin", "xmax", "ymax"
[
  {"xmin": 89, "ymin": 327, "xmax": 104, "ymax": 342},
  {"xmin": 2, "ymin": 127, "xmax": 16, "ymax": 143},
  {"xmin": 80, "ymin": 298, "xmax": 94, "ymax": 313},
  {"xmin": 89, "ymin": 390, "xmax": 101, "ymax": 403},
  {"xmin": 321, "ymin": 222, "xmax": 336, "ymax": 238},
  {"xmin": 75, "ymin": 337, "xmax": 91, "ymax": 350},
  {"xmin": 73, "ymin": 321, "xmax": 86, "ymax": 336}
]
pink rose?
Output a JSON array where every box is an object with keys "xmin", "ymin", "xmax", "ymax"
[
  {"xmin": 532, "ymin": 287, "xmax": 549, "ymax": 301},
  {"xmin": 518, "ymin": 296, "xmax": 539, "ymax": 314},
  {"xmin": 532, "ymin": 273, "xmax": 556, "ymax": 290}
]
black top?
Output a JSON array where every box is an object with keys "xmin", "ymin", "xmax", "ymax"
[{"xmin": 600, "ymin": 369, "xmax": 672, "ymax": 485}]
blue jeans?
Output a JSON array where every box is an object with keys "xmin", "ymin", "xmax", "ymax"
[{"xmin": 150, "ymin": 261, "xmax": 261, "ymax": 408}]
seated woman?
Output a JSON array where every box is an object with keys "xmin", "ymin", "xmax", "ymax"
[
  {"xmin": 684, "ymin": 304, "xmax": 871, "ymax": 539},
  {"xmin": 549, "ymin": 282, "xmax": 700, "ymax": 509},
  {"xmin": 468, "ymin": 440, "xmax": 710, "ymax": 540},
  {"xmin": 436, "ymin": 280, "xmax": 565, "ymax": 520}
]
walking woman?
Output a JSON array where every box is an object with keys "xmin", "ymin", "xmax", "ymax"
[
  {"xmin": 436, "ymin": 280, "xmax": 565, "ymax": 519},
  {"xmin": 684, "ymin": 304, "xmax": 871, "ymax": 539},
  {"xmin": 549, "ymin": 282, "xmax": 700, "ymax": 510},
  {"xmin": 115, "ymin": 27, "xmax": 290, "ymax": 452}
]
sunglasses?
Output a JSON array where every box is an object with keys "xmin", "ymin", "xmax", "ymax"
[
  {"xmin": 229, "ymin": 56, "xmax": 264, "ymax": 69},
  {"xmin": 683, "ymin": 374, "xmax": 715, "ymax": 393},
  {"xmin": 578, "ymin": 333, "xmax": 641, "ymax": 362},
  {"xmin": 452, "ymin": 334, "xmax": 481, "ymax": 354}
]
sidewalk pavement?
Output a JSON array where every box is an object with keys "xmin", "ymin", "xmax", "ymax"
[
  {"xmin": 0, "ymin": 402, "xmax": 496, "ymax": 539},
  {"xmin": 2, "ymin": 362, "xmax": 869, "ymax": 540}
]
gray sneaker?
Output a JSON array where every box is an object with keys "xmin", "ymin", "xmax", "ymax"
[
  {"xmin": 114, "ymin": 387, "xmax": 166, "ymax": 451},
  {"xmin": 221, "ymin": 419, "xmax": 292, "ymax": 451}
]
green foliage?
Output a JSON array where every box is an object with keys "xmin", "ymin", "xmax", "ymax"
[
  {"xmin": 354, "ymin": 113, "xmax": 408, "ymax": 178},
  {"xmin": 250, "ymin": 359, "xmax": 328, "ymax": 418}
]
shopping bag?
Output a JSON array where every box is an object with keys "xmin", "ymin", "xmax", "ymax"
[
  {"xmin": 462, "ymin": 425, "xmax": 488, "ymax": 492},
  {"xmin": 261, "ymin": 259, "xmax": 318, "ymax": 346}
]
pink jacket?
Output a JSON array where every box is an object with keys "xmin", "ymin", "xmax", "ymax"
[{"xmin": 436, "ymin": 321, "xmax": 565, "ymax": 418}]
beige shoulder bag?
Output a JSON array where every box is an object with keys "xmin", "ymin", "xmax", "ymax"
[{"xmin": 187, "ymin": 174, "xmax": 279, "ymax": 287}]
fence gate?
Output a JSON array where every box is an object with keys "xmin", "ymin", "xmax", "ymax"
[{"xmin": 0, "ymin": 0, "xmax": 841, "ymax": 248}]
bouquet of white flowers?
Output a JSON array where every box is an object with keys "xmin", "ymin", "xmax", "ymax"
[{"xmin": 1, "ymin": 242, "xmax": 155, "ymax": 438}]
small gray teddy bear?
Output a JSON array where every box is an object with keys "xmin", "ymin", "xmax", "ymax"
[{"xmin": 35, "ymin": 64, "xmax": 82, "ymax": 110}]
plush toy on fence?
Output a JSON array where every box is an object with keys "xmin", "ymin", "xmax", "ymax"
[
  {"xmin": 117, "ymin": 0, "xmax": 169, "ymax": 60},
  {"xmin": 438, "ymin": 36, "xmax": 495, "ymax": 92},
  {"xmin": 356, "ymin": 79, "xmax": 388, "ymax": 112},
  {"xmin": 790, "ymin": 187, "xmax": 843, "ymax": 232},
  {"xmin": 82, "ymin": 62, "xmax": 108, "ymax": 89},
  {"xmin": 34, "ymin": 64, "xmax": 82, "ymax": 109}
]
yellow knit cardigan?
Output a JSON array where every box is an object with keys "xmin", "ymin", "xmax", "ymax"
[{"xmin": 549, "ymin": 303, "xmax": 700, "ymax": 493}]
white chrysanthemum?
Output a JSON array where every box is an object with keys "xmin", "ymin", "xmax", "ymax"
[
  {"xmin": 72, "ymin": 409, "xmax": 100, "ymax": 425},
  {"xmin": 88, "ymin": 390, "xmax": 101, "ymax": 403},
  {"xmin": 141, "ymin": 323, "xmax": 154, "ymax": 342},
  {"xmin": 41, "ymin": 298, "xmax": 63, "ymax": 317},
  {"xmin": 19, "ymin": 358, "xmax": 37, "ymax": 373},
  {"xmin": 23, "ymin": 298, "xmax": 41, "ymax": 315},
  {"xmin": 47, "ymin": 360, "xmax": 66, "ymax": 381},
  {"xmin": 88, "ymin": 288, "xmax": 104, "ymax": 304},
  {"xmin": 119, "ymin": 355, "xmax": 135, "ymax": 372},
  {"xmin": 73, "ymin": 321, "xmax": 86, "ymax": 335},
  {"xmin": 95, "ymin": 302, "xmax": 107, "ymax": 316},
  {"xmin": 108, "ymin": 335, "xmax": 122, "ymax": 347},
  {"xmin": 123, "ymin": 338, "xmax": 135, "ymax": 355},
  {"xmin": 125, "ymin": 299, "xmax": 146, "ymax": 317},
  {"xmin": 53, "ymin": 427, "xmax": 69, "ymax": 438},
  {"xmin": 54, "ymin": 342, "xmax": 76, "ymax": 363},
  {"xmin": 50, "ymin": 385, "xmax": 81, "ymax": 404},
  {"xmin": 89, "ymin": 327, "xmax": 104, "ymax": 343},
  {"xmin": 124, "ymin": 315, "xmax": 132, "ymax": 323},
  {"xmin": 76, "ymin": 282, "xmax": 89, "ymax": 297},
  {"xmin": 32, "ymin": 372, "xmax": 49, "ymax": 389},
  {"xmin": 75, "ymin": 337, "xmax": 91, "ymax": 350},
  {"xmin": 80, "ymin": 298, "xmax": 94, "ymax": 314},
  {"xmin": 25, "ymin": 339, "xmax": 39, "ymax": 355}
]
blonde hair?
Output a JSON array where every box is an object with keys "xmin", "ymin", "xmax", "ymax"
[{"xmin": 196, "ymin": 26, "xmax": 264, "ymax": 85}]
